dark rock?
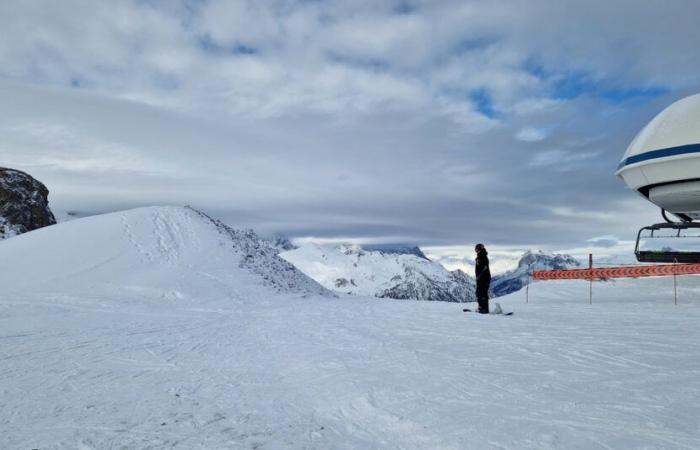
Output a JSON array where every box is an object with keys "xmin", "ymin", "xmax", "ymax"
[
  {"xmin": 271, "ymin": 235, "xmax": 297, "ymax": 252},
  {"xmin": 0, "ymin": 167, "xmax": 56, "ymax": 239},
  {"xmin": 335, "ymin": 278, "xmax": 350, "ymax": 288}
]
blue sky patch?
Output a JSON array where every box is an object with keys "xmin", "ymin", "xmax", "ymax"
[
  {"xmin": 522, "ymin": 60, "xmax": 668, "ymax": 103},
  {"xmin": 469, "ymin": 89, "xmax": 497, "ymax": 119},
  {"xmin": 394, "ymin": 1, "xmax": 416, "ymax": 15},
  {"xmin": 599, "ymin": 86, "xmax": 668, "ymax": 103}
]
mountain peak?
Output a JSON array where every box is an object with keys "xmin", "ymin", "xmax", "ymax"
[
  {"xmin": 517, "ymin": 250, "xmax": 580, "ymax": 270},
  {"xmin": 361, "ymin": 244, "xmax": 429, "ymax": 260},
  {"xmin": 491, "ymin": 250, "xmax": 579, "ymax": 297}
]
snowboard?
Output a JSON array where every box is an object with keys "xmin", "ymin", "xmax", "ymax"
[
  {"xmin": 463, "ymin": 303, "xmax": 513, "ymax": 315},
  {"xmin": 462, "ymin": 309, "xmax": 514, "ymax": 316}
]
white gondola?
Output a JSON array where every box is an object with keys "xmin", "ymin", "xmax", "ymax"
[{"xmin": 616, "ymin": 93, "xmax": 700, "ymax": 263}]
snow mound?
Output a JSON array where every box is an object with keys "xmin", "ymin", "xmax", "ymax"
[
  {"xmin": 0, "ymin": 206, "xmax": 328, "ymax": 299},
  {"xmin": 281, "ymin": 243, "xmax": 475, "ymax": 302}
]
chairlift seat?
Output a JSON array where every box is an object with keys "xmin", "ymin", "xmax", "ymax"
[
  {"xmin": 636, "ymin": 250, "xmax": 700, "ymax": 264},
  {"xmin": 635, "ymin": 222, "xmax": 700, "ymax": 263}
]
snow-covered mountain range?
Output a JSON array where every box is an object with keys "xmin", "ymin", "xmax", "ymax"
[
  {"xmin": 491, "ymin": 250, "xmax": 581, "ymax": 297},
  {"xmin": 281, "ymin": 243, "xmax": 476, "ymax": 302},
  {"xmin": 282, "ymin": 244, "xmax": 580, "ymax": 302}
]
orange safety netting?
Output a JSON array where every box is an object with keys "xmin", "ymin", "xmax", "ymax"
[{"xmin": 533, "ymin": 264, "xmax": 700, "ymax": 280}]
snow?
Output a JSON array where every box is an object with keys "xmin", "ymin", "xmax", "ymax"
[
  {"xmin": 3, "ymin": 207, "xmax": 700, "ymax": 448},
  {"xmin": 0, "ymin": 205, "xmax": 326, "ymax": 298}
]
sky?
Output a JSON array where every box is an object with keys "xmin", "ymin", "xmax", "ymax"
[{"xmin": 2, "ymin": 0, "xmax": 700, "ymax": 271}]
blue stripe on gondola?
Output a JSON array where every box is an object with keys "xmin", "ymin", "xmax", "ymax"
[{"xmin": 617, "ymin": 143, "xmax": 700, "ymax": 170}]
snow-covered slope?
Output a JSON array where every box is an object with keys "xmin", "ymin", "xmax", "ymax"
[
  {"xmin": 0, "ymin": 205, "xmax": 328, "ymax": 298},
  {"xmin": 281, "ymin": 243, "xmax": 475, "ymax": 302},
  {"xmin": 491, "ymin": 250, "xmax": 580, "ymax": 297},
  {"xmin": 4, "ymin": 210, "xmax": 700, "ymax": 448}
]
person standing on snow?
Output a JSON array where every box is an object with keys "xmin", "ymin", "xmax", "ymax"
[{"xmin": 474, "ymin": 243, "xmax": 491, "ymax": 314}]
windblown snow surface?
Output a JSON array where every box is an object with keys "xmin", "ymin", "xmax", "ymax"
[{"xmin": 2, "ymin": 206, "xmax": 700, "ymax": 449}]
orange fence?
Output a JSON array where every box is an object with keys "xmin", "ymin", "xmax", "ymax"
[{"xmin": 533, "ymin": 263, "xmax": 700, "ymax": 280}]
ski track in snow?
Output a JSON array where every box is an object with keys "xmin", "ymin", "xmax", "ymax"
[{"xmin": 2, "ymin": 207, "xmax": 700, "ymax": 449}]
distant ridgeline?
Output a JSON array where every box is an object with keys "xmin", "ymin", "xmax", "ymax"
[
  {"xmin": 361, "ymin": 244, "xmax": 430, "ymax": 260},
  {"xmin": 491, "ymin": 251, "xmax": 580, "ymax": 297},
  {"xmin": 0, "ymin": 167, "xmax": 56, "ymax": 239}
]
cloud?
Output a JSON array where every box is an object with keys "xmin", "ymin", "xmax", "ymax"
[
  {"xmin": 5, "ymin": 0, "xmax": 693, "ymax": 121},
  {"xmin": 515, "ymin": 126, "xmax": 550, "ymax": 142},
  {"xmin": 1, "ymin": 0, "xmax": 699, "ymax": 256},
  {"xmin": 587, "ymin": 236, "xmax": 620, "ymax": 248},
  {"xmin": 529, "ymin": 149, "xmax": 599, "ymax": 169}
]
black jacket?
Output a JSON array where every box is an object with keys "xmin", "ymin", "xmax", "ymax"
[{"xmin": 475, "ymin": 249, "xmax": 491, "ymax": 283}]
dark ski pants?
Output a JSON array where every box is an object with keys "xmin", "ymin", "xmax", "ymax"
[{"xmin": 476, "ymin": 280, "xmax": 490, "ymax": 313}]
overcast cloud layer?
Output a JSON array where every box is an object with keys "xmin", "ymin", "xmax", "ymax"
[{"xmin": 2, "ymin": 0, "xmax": 700, "ymax": 268}]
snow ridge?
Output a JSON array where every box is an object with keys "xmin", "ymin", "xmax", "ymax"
[{"xmin": 187, "ymin": 207, "xmax": 330, "ymax": 297}]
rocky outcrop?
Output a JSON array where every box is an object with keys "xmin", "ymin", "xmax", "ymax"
[
  {"xmin": 270, "ymin": 235, "xmax": 298, "ymax": 253},
  {"xmin": 0, "ymin": 168, "xmax": 56, "ymax": 239}
]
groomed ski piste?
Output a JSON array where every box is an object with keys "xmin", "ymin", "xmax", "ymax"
[{"xmin": 2, "ymin": 206, "xmax": 700, "ymax": 449}]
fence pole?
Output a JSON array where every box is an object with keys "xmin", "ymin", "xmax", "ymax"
[
  {"xmin": 526, "ymin": 264, "xmax": 531, "ymax": 304},
  {"xmin": 589, "ymin": 253, "xmax": 593, "ymax": 305},
  {"xmin": 674, "ymin": 258, "xmax": 678, "ymax": 306},
  {"xmin": 526, "ymin": 281, "xmax": 529, "ymax": 304}
]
